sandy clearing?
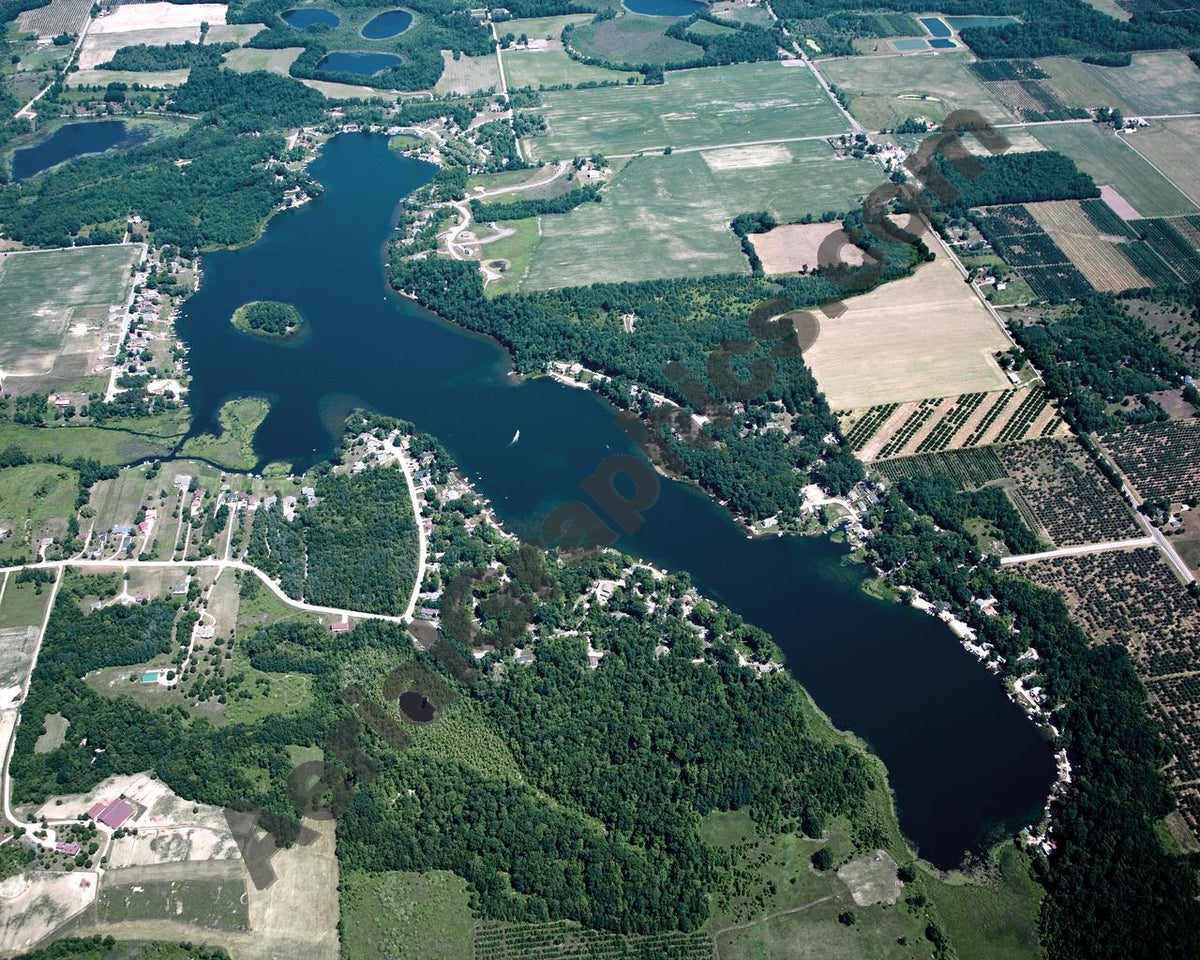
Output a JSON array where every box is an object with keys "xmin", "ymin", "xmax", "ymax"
[
  {"xmin": 1100, "ymin": 184, "xmax": 1141, "ymax": 220},
  {"xmin": 838, "ymin": 850, "xmax": 901, "ymax": 906},
  {"xmin": 89, "ymin": 2, "xmax": 226, "ymax": 34},
  {"xmin": 701, "ymin": 143, "xmax": 792, "ymax": 170},
  {"xmin": 750, "ymin": 222, "xmax": 864, "ymax": 275},
  {"xmin": 78, "ymin": 27, "xmax": 201, "ymax": 69},
  {"xmin": 0, "ymin": 871, "xmax": 97, "ymax": 954},
  {"xmin": 804, "ymin": 251, "xmax": 1011, "ymax": 409},
  {"xmin": 301, "ymin": 79, "xmax": 400, "ymax": 100},
  {"xmin": 107, "ymin": 826, "xmax": 240, "ymax": 869}
]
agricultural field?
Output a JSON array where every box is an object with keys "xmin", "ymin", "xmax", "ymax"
[
  {"xmin": 0, "ymin": 245, "xmax": 139, "ymax": 387},
  {"xmin": 476, "ymin": 218, "xmax": 539, "ymax": 296},
  {"xmin": 520, "ymin": 143, "xmax": 878, "ymax": 289},
  {"xmin": 818, "ymin": 52, "xmax": 1015, "ymax": 130},
  {"xmin": 803, "ymin": 252, "xmax": 1012, "ymax": 410},
  {"xmin": 1032, "ymin": 124, "xmax": 1199, "ymax": 219},
  {"xmin": 91, "ymin": 862, "xmax": 248, "ymax": 931},
  {"xmin": 433, "ymin": 51, "xmax": 500, "ymax": 95},
  {"xmin": 845, "ymin": 385, "xmax": 1064, "ymax": 463},
  {"xmin": 750, "ymin": 221, "xmax": 863, "ymax": 276},
  {"xmin": 1025, "ymin": 200, "xmax": 1150, "ymax": 291},
  {"xmin": 1037, "ymin": 51, "xmax": 1200, "ymax": 118},
  {"xmin": 502, "ymin": 47, "xmax": 637, "ymax": 89},
  {"xmin": 223, "ymin": 47, "xmax": 305, "ymax": 76},
  {"xmin": 567, "ymin": 13, "xmax": 703, "ymax": 67},
  {"xmin": 1021, "ymin": 547, "xmax": 1200, "ymax": 839},
  {"xmin": 341, "ymin": 870, "xmax": 474, "ymax": 960},
  {"xmin": 15, "ymin": 0, "xmax": 91, "ymax": 37},
  {"xmin": 996, "ymin": 437, "xmax": 1141, "ymax": 547},
  {"xmin": 1100, "ymin": 419, "xmax": 1200, "ymax": 504},
  {"xmin": 70, "ymin": 69, "xmax": 191, "ymax": 89},
  {"xmin": 522, "ymin": 61, "xmax": 848, "ymax": 160},
  {"xmin": 1121, "ymin": 118, "xmax": 1200, "ymax": 207},
  {"xmin": 968, "ymin": 60, "xmax": 1085, "ymax": 122},
  {"xmin": 712, "ymin": 0, "xmax": 775, "ymax": 27},
  {"xmin": 500, "ymin": 13, "xmax": 592, "ymax": 41}
]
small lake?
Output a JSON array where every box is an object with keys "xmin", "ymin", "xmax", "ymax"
[
  {"xmin": 929, "ymin": 38, "xmax": 956, "ymax": 48},
  {"xmin": 10, "ymin": 120, "xmax": 150, "ymax": 181},
  {"xmin": 919, "ymin": 16, "xmax": 952, "ymax": 37},
  {"xmin": 361, "ymin": 9, "xmax": 412, "ymax": 39},
  {"xmin": 624, "ymin": 0, "xmax": 705, "ymax": 16},
  {"xmin": 281, "ymin": 7, "xmax": 340, "ymax": 28},
  {"xmin": 316, "ymin": 51, "xmax": 402, "ymax": 74},
  {"xmin": 176, "ymin": 133, "xmax": 1056, "ymax": 869},
  {"xmin": 945, "ymin": 15, "xmax": 1018, "ymax": 30}
]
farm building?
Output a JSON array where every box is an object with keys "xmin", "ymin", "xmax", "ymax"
[{"xmin": 86, "ymin": 798, "xmax": 135, "ymax": 829}]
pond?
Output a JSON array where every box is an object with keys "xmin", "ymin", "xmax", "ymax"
[
  {"xmin": 929, "ymin": 37, "xmax": 957, "ymax": 48},
  {"xmin": 361, "ymin": 9, "xmax": 413, "ymax": 38},
  {"xmin": 316, "ymin": 51, "xmax": 402, "ymax": 74},
  {"xmin": 281, "ymin": 7, "xmax": 340, "ymax": 28},
  {"xmin": 398, "ymin": 690, "xmax": 437, "ymax": 723},
  {"xmin": 175, "ymin": 132, "xmax": 1056, "ymax": 869},
  {"xmin": 624, "ymin": 0, "xmax": 705, "ymax": 16},
  {"xmin": 919, "ymin": 16, "xmax": 952, "ymax": 37},
  {"xmin": 10, "ymin": 120, "xmax": 150, "ymax": 181},
  {"xmin": 945, "ymin": 15, "xmax": 1018, "ymax": 30}
]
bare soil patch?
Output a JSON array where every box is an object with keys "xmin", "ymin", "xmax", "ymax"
[{"xmin": 750, "ymin": 222, "xmax": 863, "ymax": 276}]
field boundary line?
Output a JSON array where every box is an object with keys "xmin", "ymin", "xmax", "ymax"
[
  {"xmin": 1116, "ymin": 131, "xmax": 1200, "ymax": 212},
  {"xmin": 1000, "ymin": 536, "xmax": 1155, "ymax": 565},
  {"xmin": 607, "ymin": 133, "xmax": 842, "ymax": 160}
]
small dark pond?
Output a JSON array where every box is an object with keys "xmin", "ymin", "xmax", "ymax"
[
  {"xmin": 919, "ymin": 16, "xmax": 951, "ymax": 37},
  {"xmin": 361, "ymin": 9, "xmax": 412, "ymax": 38},
  {"xmin": 929, "ymin": 37, "xmax": 957, "ymax": 48},
  {"xmin": 624, "ymin": 0, "xmax": 704, "ymax": 15},
  {"xmin": 398, "ymin": 690, "xmax": 437, "ymax": 723},
  {"xmin": 11, "ymin": 121, "xmax": 149, "ymax": 181},
  {"xmin": 282, "ymin": 7, "xmax": 340, "ymax": 28},
  {"xmin": 316, "ymin": 51, "xmax": 402, "ymax": 74}
]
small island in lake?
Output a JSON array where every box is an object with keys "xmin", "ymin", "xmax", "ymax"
[{"xmin": 231, "ymin": 300, "xmax": 305, "ymax": 339}]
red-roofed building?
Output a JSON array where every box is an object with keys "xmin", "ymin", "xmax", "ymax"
[
  {"xmin": 86, "ymin": 801, "xmax": 105, "ymax": 820},
  {"xmin": 87, "ymin": 798, "xmax": 135, "ymax": 829},
  {"xmin": 56, "ymin": 842, "xmax": 80, "ymax": 856}
]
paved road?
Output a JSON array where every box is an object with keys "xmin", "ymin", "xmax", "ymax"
[{"xmin": 1001, "ymin": 537, "xmax": 1156, "ymax": 566}]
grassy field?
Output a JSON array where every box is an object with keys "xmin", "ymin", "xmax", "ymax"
[
  {"xmin": 502, "ymin": 47, "xmax": 638, "ymax": 89},
  {"xmin": 341, "ymin": 870, "xmax": 474, "ymax": 960},
  {"xmin": 803, "ymin": 251, "xmax": 1011, "ymax": 409},
  {"xmin": 1120, "ymin": 117, "xmax": 1200, "ymax": 207},
  {"xmin": 222, "ymin": 46, "xmax": 304, "ymax": 75},
  {"xmin": 1038, "ymin": 51, "xmax": 1200, "ymax": 117},
  {"xmin": 0, "ymin": 462, "xmax": 78, "ymax": 560},
  {"xmin": 479, "ymin": 217, "xmax": 540, "ymax": 296},
  {"xmin": 179, "ymin": 395, "xmax": 270, "ymax": 471},
  {"xmin": 924, "ymin": 844, "xmax": 1043, "ymax": 960},
  {"xmin": 0, "ymin": 245, "xmax": 138, "ymax": 378},
  {"xmin": 0, "ymin": 409, "xmax": 188, "ymax": 466},
  {"xmin": 569, "ymin": 13, "xmax": 703, "ymax": 66},
  {"xmin": 521, "ymin": 143, "xmax": 878, "ymax": 289},
  {"xmin": 433, "ymin": 50, "xmax": 500, "ymax": 95},
  {"xmin": 0, "ymin": 577, "xmax": 53, "ymax": 629},
  {"xmin": 1031, "ymin": 123, "xmax": 1199, "ymax": 218},
  {"xmin": 499, "ymin": 13, "xmax": 591, "ymax": 40},
  {"xmin": 819, "ymin": 51, "xmax": 1014, "ymax": 130},
  {"xmin": 94, "ymin": 865, "xmax": 248, "ymax": 931},
  {"xmin": 224, "ymin": 650, "xmax": 314, "ymax": 724},
  {"xmin": 523, "ymin": 60, "xmax": 848, "ymax": 160}
]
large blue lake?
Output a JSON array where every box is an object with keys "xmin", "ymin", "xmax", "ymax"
[
  {"xmin": 176, "ymin": 132, "xmax": 1056, "ymax": 868},
  {"xmin": 281, "ymin": 7, "xmax": 340, "ymax": 28},
  {"xmin": 11, "ymin": 120, "xmax": 148, "ymax": 181},
  {"xmin": 316, "ymin": 51, "xmax": 402, "ymax": 74},
  {"xmin": 361, "ymin": 9, "xmax": 412, "ymax": 38},
  {"xmin": 624, "ymin": 0, "xmax": 705, "ymax": 15}
]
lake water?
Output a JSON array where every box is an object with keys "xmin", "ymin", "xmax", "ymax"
[
  {"xmin": 316, "ymin": 51, "xmax": 402, "ymax": 74},
  {"xmin": 919, "ymin": 16, "xmax": 952, "ymax": 37},
  {"xmin": 624, "ymin": 0, "xmax": 705, "ymax": 15},
  {"xmin": 176, "ymin": 133, "xmax": 1055, "ymax": 868},
  {"xmin": 361, "ymin": 9, "xmax": 413, "ymax": 38},
  {"xmin": 10, "ymin": 120, "xmax": 148, "ymax": 181},
  {"xmin": 281, "ymin": 7, "xmax": 340, "ymax": 28},
  {"xmin": 929, "ymin": 38, "xmax": 957, "ymax": 49}
]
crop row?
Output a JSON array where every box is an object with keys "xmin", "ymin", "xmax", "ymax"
[
  {"xmin": 914, "ymin": 392, "xmax": 987, "ymax": 454},
  {"xmin": 1022, "ymin": 263, "xmax": 1093, "ymax": 301},
  {"xmin": 963, "ymin": 390, "xmax": 1015, "ymax": 446},
  {"xmin": 845, "ymin": 403, "xmax": 900, "ymax": 451},
  {"xmin": 1118, "ymin": 240, "xmax": 1178, "ymax": 287},
  {"xmin": 877, "ymin": 398, "xmax": 943, "ymax": 459},
  {"xmin": 994, "ymin": 386, "xmax": 1049, "ymax": 444},
  {"xmin": 473, "ymin": 922, "xmax": 714, "ymax": 960},
  {"xmin": 871, "ymin": 446, "xmax": 1007, "ymax": 489},
  {"xmin": 1080, "ymin": 198, "xmax": 1138, "ymax": 239},
  {"xmin": 969, "ymin": 59, "xmax": 1048, "ymax": 82},
  {"xmin": 990, "ymin": 231, "xmax": 1070, "ymax": 268},
  {"xmin": 1137, "ymin": 218, "xmax": 1200, "ymax": 284}
]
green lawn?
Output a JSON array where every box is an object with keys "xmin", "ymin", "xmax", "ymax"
[
  {"xmin": 523, "ymin": 60, "xmax": 849, "ymax": 160},
  {"xmin": 479, "ymin": 218, "xmax": 540, "ymax": 296},
  {"xmin": 522, "ymin": 143, "xmax": 878, "ymax": 289},
  {"xmin": 0, "ymin": 245, "xmax": 139, "ymax": 377},
  {"xmin": 341, "ymin": 869, "xmax": 474, "ymax": 960},
  {"xmin": 502, "ymin": 47, "xmax": 638, "ymax": 90},
  {"xmin": 1031, "ymin": 123, "xmax": 1199, "ymax": 218},
  {"xmin": 179, "ymin": 395, "xmax": 270, "ymax": 471},
  {"xmin": 1038, "ymin": 50, "xmax": 1200, "ymax": 117},
  {"xmin": 222, "ymin": 46, "xmax": 304, "ymax": 75},
  {"xmin": 819, "ymin": 51, "xmax": 1015, "ymax": 130},
  {"xmin": 0, "ymin": 577, "xmax": 54, "ymax": 629}
]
